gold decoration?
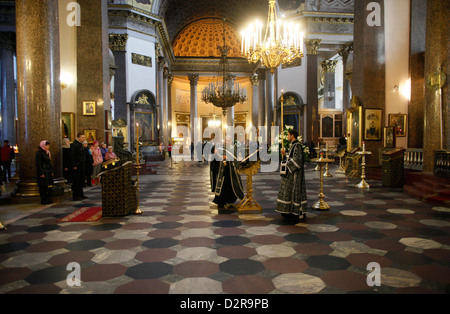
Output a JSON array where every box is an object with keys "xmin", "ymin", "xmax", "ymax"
[
  {"xmin": 242, "ymin": 0, "xmax": 305, "ymax": 74},
  {"xmin": 109, "ymin": 34, "xmax": 128, "ymax": 52},
  {"xmin": 356, "ymin": 143, "xmax": 372, "ymax": 189},
  {"xmin": 237, "ymin": 160, "xmax": 262, "ymax": 214},
  {"xmin": 312, "ymin": 155, "xmax": 334, "ymax": 211},
  {"xmin": 304, "ymin": 39, "xmax": 321, "ymax": 55}
]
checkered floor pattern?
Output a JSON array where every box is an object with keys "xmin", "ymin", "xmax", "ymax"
[{"xmin": 0, "ymin": 160, "xmax": 449, "ymax": 294}]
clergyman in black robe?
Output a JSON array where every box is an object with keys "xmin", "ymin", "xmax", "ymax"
[{"xmin": 210, "ymin": 142, "xmax": 244, "ymax": 210}]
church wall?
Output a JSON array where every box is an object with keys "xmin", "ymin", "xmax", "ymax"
[
  {"xmin": 125, "ymin": 36, "xmax": 157, "ymax": 102},
  {"xmin": 384, "ymin": 0, "xmax": 411, "ymax": 149},
  {"xmin": 59, "ymin": 0, "xmax": 78, "ymax": 116},
  {"xmin": 277, "ymin": 62, "xmax": 308, "ymax": 110}
]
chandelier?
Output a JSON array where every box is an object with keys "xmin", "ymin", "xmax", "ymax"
[
  {"xmin": 202, "ymin": 19, "xmax": 247, "ymax": 117},
  {"xmin": 241, "ymin": 0, "xmax": 304, "ymax": 74}
]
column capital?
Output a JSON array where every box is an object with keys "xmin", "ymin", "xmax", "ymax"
[
  {"xmin": 304, "ymin": 39, "xmax": 321, "ymax": 55},
  {"xmin": 338, "ymin": 43, "xmax": 353, "ymax": 58},
  {"xmin": 167, "ymin": 75, "xmax": 174, "ymax": 86},
  {"xmin": 321, "ymin": 60, "xmax": 338, "ymax": 73},
  {"xmin": 250, "ymin": 74, "xmax": 259, "ymax": 86},
  {"xmin": 109, "ymin": 33, "xmax": 128, "ymax": 52},
  {"xmin": 188, "ymin": 74, "xmax": 199, "ymax": 86},
  {"xmin": 256, "ymin": 68, "xmax": 266, "ymax": 80}
]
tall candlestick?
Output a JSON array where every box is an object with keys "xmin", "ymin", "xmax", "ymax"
[{"xmin": 135, "ymin": 123, "xmax": 143, "ymax": 215}]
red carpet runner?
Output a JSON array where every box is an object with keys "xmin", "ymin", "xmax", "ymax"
[{"xmin": 57, "ymin": 207, "xmax": 102, "ymax": 222}]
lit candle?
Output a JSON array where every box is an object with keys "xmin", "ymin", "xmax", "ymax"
[
  {"xmin": 136, "ymin": 123, "xmax": 139, "ymax": 165},
  {"xmin": 363, "ymin": 141, "xmax": 365, "ymax": 151}
]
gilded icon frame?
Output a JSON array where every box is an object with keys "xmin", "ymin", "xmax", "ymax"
[
  {"xmin": 83, "ymin": 101, "xmax": 96, "ymax": 116},
  {"xmin": 388, "ymin": 113, "xmax": 407, "ymax": 137}
]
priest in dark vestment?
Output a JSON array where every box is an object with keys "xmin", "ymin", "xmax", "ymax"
[
  {"xmin": 210, "ymin": 139, "xmax": 244, "ymax": 210},
  {"xmin": 276, "ymin": 129, "xmax": 308, "ymax": 220}
]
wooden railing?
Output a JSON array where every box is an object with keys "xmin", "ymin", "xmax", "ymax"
[{"xmin": 404, "ymin": 148, "xmax": 423, "ymax": 171}]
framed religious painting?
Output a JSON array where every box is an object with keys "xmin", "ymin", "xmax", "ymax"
[
  {"xmin": 364, "ymin": 109, "xmax": 383, "ymax": 141},
  {"xmin": 83, "ymin": 101, "xmax": 96, "ymax": 116},
  {"xmin": 84, "ymin": 129, "xmax": 96, "ymax": 143},
  {"xmin": 389, "ymin": 113, "xmax": 407, "ymax": 137},
  {"xmin": 61, "ymin": 112, "xmax": 75, "ymax": 141},
  {"xmin": 346, "ymin": 105, "xmax": 362, "ymax": 151}
]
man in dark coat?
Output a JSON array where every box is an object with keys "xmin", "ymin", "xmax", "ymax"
[{"xmin": 70, "ymin": 133, "xmax": 87, "ymax": 201}]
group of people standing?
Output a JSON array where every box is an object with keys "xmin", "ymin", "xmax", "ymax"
[
  {"xmin": 36, "ymin": 133, "xmax": 118, "ymax": 205},
  {"xmin": 209, "ymin": 129, "xmax": 308, "ymax": 220}
]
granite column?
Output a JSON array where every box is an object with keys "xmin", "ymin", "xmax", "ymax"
[
  {"xmin": 305, "ymin": 39, "xmax": 321, "ymax": 144},
  {"xmin": 15, "ymin": 0, "xmax": 62, "ymax": 197}
]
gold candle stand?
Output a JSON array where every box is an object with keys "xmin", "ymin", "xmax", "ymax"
[
  {"xmin": 312, "ymin": 156, "xmax": 334, "ymax": 211},
  {"xmin": 237, "ymin": 160, "xmax": 262, "ymax": 214},
  {"xmin": 356, "ymin": 148, "xmax": 372, "ymax": 189},
  {"xmin": 314, "ymin": 147, "xmax": 320, "ymax": 171},
  {"xmin": 0, "ymin": 221, "xmax": 6, "ymax": 231},
  {"xmin": 134, "ymin": 123, "xmax": 143, "ymax": 215},
  {"xmin": 323, "ymin": 145, "xmax": 333, "ymax": 177}
]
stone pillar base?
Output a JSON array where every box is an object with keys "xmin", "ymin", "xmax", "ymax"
[{"xmin": 11, "ymin": 178, "xmax": 72, "ymax": 204}]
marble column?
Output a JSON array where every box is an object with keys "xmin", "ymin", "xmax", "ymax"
[
  {"xmin": 162, "ymin": 68, "xmax": 170, "ymax": 147},
  {"xmin": 0, "ymin": 43, "xmax": 16, "ymax": 145},
  {"xmin": 321, "ymin": 60, "xmax": 338, "ymax": 109},
  {"xmin": 305, "ymin": 39, "xmax": 321, "ymax": 143},
  {"xmin": 251, "ymin": 74, "xmax": 259, "ymax": 128},
  {"xmin": 109, "ymin": 33, "xmax": 128, "ymax": 122},
  {"xmin": 257, "ymin": 69, "xmax": 266, "ymax": 130},
  {"xmin": 157, "ymin": 57, "xmax": 165, "ymax": 144},
  {"xmin": 167, "ymin": 75, "xmax": 174, "ymax": 143},
  {"xmin": 339, "ymin": 44, "xmax": 353, "ymax": 135},
  {"xmin": 188, "ymin": 74, "xmax": 199, "ymax": 144},
  {"xmin": 265, "ymin": 69, "xmax": 274, "ymax": 140},
  {"xmin": 409, "ymin": 0, "xmax": 426, "ymax": 149},
  {"xmin": 77, "ymin": 0, "xmax": 109, "ymax": 145},
  {"xmin": 423, "ymin": 0, "xmax": 449, "ymax": 173},
  {"xmin": 353, "ymin": 0, "xmax": 386, "ymax": 167},
  {"xmin": 15, "ymin": 0, "xmax": 62, "ymax": 198},
  {"xmin": 227, "ymin": 75, "xmax": 236, "ymax": 129}
]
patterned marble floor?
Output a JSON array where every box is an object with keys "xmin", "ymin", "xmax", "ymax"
[{"xmin": 0, "ymin": 160, "xmax": 449, "ymax": 295}]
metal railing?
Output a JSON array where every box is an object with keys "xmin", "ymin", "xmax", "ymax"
[{"xmin": 404, "ymin": 148, "xmax": 423, "ymax": 171}]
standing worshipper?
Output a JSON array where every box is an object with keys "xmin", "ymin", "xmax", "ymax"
[
  {"xmin": 35, "ymin": 140, "xmax": 54, "ymax": 205},
  {"xmin": 90, "ymin": 141, "xmax": 103, "ymax": 185},
  {"xmin": 210, "ymin": 138, "xmax": 244, "ymax": 210},
  {"xmin": 276, "ymin": 129, "xmax": 307, "ymax": 220},
  {"xmin": 70, "ymin": 133, "xmax": 87, "ymax": 201},
  {"xmin": 1, "ymin": 140, "xmax": 15, "ymax": 183},
  {"xmin": 84, "ymin": 142, "xmax": 93, "ymax": 187},
  {"xmin": 62, "ymin": 138, "xmax": 72, "ymax": 183},
  {"xmin": 100, "ymin": 142, "xmax": 108, "ymax": 161},
  {"xmin": 167, "ymin": 141, "xmax": 172, "ymax": 158},
  {"xmin": 105, "ymin": 146, "xmax": 118, "ymax": 161}
]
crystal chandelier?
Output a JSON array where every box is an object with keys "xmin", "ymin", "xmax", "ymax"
[
  {"xmin": 241, "ymin": 0, "xmax": 304, "ymax": 74},
  {"xmin": 202, "ymin": 19, "xmax": 247, "ymax": 117}
]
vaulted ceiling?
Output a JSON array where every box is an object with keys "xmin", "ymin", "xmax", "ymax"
[{"xmin": 158, "ymin": 0, "xmax": 291, "ymax": 45}]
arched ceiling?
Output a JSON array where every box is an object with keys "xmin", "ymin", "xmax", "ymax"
[{"xmin": 158, "ymin": 0, "xmax": 274, "ymax": 45}]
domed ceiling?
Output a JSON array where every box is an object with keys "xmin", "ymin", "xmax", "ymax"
[{"xmin": 172, "ymin": 19, "xmax": 241, "ymax": 58}]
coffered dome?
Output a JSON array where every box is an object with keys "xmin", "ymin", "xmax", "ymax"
[{"xmin": 172, "ymin": 19, "xmax": 242, "ymax": 58}]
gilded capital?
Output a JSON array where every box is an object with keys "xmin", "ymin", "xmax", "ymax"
[
  {"xmin": 304, "ymin": 39, "xmax": 321, "ymax": 55},
  {"xmin": 321, "ymin": 60, "xmax": 338, "ymax": 73},
  {"xmin": 188, "ymin": 74, "xmax": 199, "ymax": 86},
  {"xmin": 256, "ymin": 69, "xmax": 266, "ymax": 81},
  {"xmin": 109, "ymin": 34, "xmax": 128, "ymax": 52}
]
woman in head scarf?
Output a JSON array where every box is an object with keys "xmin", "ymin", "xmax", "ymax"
[
  {"xmin": 104, "ymin": 146, "xmax": 118, "ymax": 161},
  {"xmin": 35, "ymin": 140, "xmax": 54, "ymax": 205},
  {"xmin": 90, "ymin": 140, "xmax": 103, "ymax": 185},
  {"xmin": 62, "ymin": 138, "xmax": 72, "ymax": 183}
]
